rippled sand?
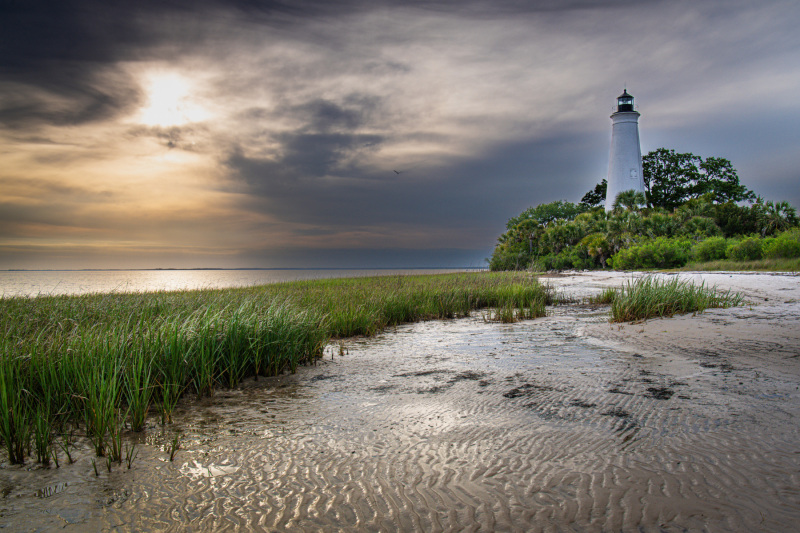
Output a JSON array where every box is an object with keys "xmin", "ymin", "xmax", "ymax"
[{"xmin": 2, "ymin": 272, "xmax": 799, "ymax": 531}]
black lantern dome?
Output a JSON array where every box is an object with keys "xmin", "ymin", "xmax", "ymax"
[{"xmin": 617, "ymin": 90, "xmax": 634, "ymax": 112}]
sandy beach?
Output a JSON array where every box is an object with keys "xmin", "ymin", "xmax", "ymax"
[
  {"xmin": 551, "ymin": 270, "xmax": 800, "ymax": 353},
  {"xmin": 1, "ymin": 271, "xmax": 799, "ymax": 531},
  {"xmin": 556, "ymin": 271, "xmax": 800, "ymax": 393}
]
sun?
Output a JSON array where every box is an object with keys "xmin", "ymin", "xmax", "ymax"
[{"xmin": 138, "ymin": 72, "xmax": 208, "ymax": 127}]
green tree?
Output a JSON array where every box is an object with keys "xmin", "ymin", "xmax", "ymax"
[
  {"xmin": 505, "ymin": 200, "xmax": 584, "ymax": 230},
  {"xmin": 643, "ymin": 148, "xmax": 755, "ymax": 210},
  {"xmin": 712, "ymin": 201, "xmax": 761, "ymax": 236},
  {"xmin": 643, "ymin": 148, "xmax": 700, "ymax": 210},
  {"xmin": 579, "ymin": 179, "xmax": 606, "ymax": 209},
  {"xmin": 696, "ymin": 157, "xmax": 756, "ymax": 204},
  {"xmin": 579, "ymin": 232, "xmax": 611, "ymax": 267}
]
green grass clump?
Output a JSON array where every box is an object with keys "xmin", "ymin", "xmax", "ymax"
[
  {"xmin": 609, "ymin": 276, "xmax": 744, "ymax": 322},
  {"xmin": 681, "ymin": 257, "xmax": 800, "ymax": 272},
  {"xmin": 0, "ymin": 357, "xmax": 30, "ymax": 464},
  {"xmin": 588, "ymin": 287, "xmax": 617, "ymax": 305},
  {"xmin": 0, "ymin": 272, "xmax": 549, "ymax": 465}
]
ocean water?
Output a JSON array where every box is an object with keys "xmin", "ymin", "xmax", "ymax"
[{"xmin": 0, "ymin": 268, "xmax": 480, "ymax": 298}]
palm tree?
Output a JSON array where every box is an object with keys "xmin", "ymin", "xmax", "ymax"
[
  {"xmin": 759, "ymin": 201, "xmax": 799, "ymax": 236},
  {"xmin": 612, "ymin": 190, "xmax": 647, "ymax": 212},
  {"xmin": 605, "ymin": 211, "xmax": 639, "ymax": 254}
]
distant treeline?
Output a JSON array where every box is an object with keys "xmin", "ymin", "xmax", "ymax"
[{"xmin": 489, "ymin": 148, "xmax": 800, "ymax": 271}]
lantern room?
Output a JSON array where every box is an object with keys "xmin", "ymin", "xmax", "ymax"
[{"xmin": 617, "ymin": 90, "xmax": 634, "ymax": 112}]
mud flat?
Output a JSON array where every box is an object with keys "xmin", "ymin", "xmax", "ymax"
[{"xmin": 1, "ymin": 272, "xmax": 799, "ymax": 531}]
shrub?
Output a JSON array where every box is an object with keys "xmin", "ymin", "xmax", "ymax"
[
  {"xmin": 763, "ymin": 229, "xmax": 800, "ymax": 259},
  {"xmin": 566, "ymin": 249, "xmax": 596, "ymax": 270},
  {"xmin": 488, "ymin": 242, "xmax": 530, "ymax": 271},
  {"xmin": 726, "ymin": 236, "xmax": 763, "ymax": 261},
  {"xmin": 608, "ymin": 237, "xmax": 692, "ymax": 270},
  {"xmin": 533, "ymin": 252, "xmax": 576, "ymax": 271},
  {"xmin": 713, "ymin": 202, "xmax": 761, "ymax": 237},
  {"xmin": 679, "ymin": 216, "xmax": 722, "ymax": 238},
  {"xmin": 692, "ymin": 236, "xmax": 728, "ymax": 262}
]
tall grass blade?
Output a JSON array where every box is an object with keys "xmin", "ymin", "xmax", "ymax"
[{"xmin": 0, "ymin": 358, "xmax": 30, "ymax": 464}]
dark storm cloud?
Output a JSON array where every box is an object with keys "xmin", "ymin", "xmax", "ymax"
[
  {"xmin": 1, "ymin": 0, "xmax": 628, "ymax": 69},
  {"xmin": 279, "ymin": 132, "xmax": 384, "ymax": 177},
  {"xmin": 226, "ymin": 130, "xmax": 603, "ymax": 237},
  {"xmin": 226, "ymin": 94, "xmax": 386, "ymax": 183},
  {"xmin": 291, "ymin": 96, "xmax": 383, "ymax": 133},
  {"xmin": 0, "ymin": 69, "xmax": 141, "ymax": 128},
  {"xmin": 0, "ymin": 0, "xmax": 721, "ymax": 130},
  {"xmin": 3, "ymin": 0, "xmax": 800, "ymax": 269},
  {"xmin": 269, "ymin": 95, "xmax": 386, "ymax": 175},
  {"xmin": 0, "ymin": 1, "xmax": 153, "ymax": 127},
  {"xmin": 0, "ymin": 0, "xmax": 390, "ymax": 128},
  {"xmin": 1, "ymin": 0, "xmax": 317, "ymax": 69},
  {"xmin": 222, "ymin": 130, "xmax": 605, "ymax": 268}
]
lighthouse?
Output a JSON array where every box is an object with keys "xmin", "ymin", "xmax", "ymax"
[{"xmin": 604, "ymin": 89, "xmax": 645, "ymax": 211}]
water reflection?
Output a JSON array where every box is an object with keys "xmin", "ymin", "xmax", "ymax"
[{"xmin": 0, "ymin": 268, "xmax": 478, "ymax": 297}]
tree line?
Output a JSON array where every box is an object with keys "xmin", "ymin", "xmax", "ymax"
[{"xmin": 489, "ymin": 148, "xmax": 799, "ymax": 271}]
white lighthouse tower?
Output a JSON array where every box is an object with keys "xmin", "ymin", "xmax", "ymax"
[{"xmin": 604, "ymin": 89, "xmax": 644, "ymax": 211}]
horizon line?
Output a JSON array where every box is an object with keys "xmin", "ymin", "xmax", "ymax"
[{"xmin": 1, "ymin": 266, "xmax": 488, "ymax": 272}]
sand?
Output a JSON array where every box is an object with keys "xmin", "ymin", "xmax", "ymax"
[
  {"xmin": 555, "ymin": 270, "xmax": 800, "ymax": 374},
  {"xmin": 1, "ymin": 271, "xmax": 799, "ymax": 532}
]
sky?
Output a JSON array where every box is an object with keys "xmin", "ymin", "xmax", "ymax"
[{"xmin": 1, "ymin": 0, "xmax": 799, "ymax": 269}]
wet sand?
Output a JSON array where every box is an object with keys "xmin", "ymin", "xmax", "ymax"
[{"xmin": 1, "ymin": 272, "xmax": 799, "ymax": 531}]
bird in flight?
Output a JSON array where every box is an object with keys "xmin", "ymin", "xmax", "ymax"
[{"xmin": 393, "ymin": 170, "xmax": 402, "ymax": 174}]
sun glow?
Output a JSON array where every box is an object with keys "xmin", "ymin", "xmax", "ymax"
[{"xmin": 138, "ymin": 72, "xmax": 209, "ymax": 126}]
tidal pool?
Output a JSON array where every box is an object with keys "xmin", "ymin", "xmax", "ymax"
[{"xmin": 2, "ymin": 274, "xmax": 800, "ymax": 531}]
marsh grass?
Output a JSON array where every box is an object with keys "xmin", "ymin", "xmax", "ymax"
[
  {"xmin": 58, "ymin": 430, "xmax": 74, "ymax": 464},
  {"xmin": 0, "ymin": 272, "xmax": 550, "ymax": 464},
  {"xmin": 681, "ymin": 257, "xmax": 800, "ymax": 272},
  {"xmin": 155, "ymin": 324, "xmax": 189, "ymax": 424},
  {"xmin": 32, "ymin": 404, "xmax": 52, "ymax": 465},
  {"xmin": 126, "ymin": 347, "xmax": 154, "ymax": 432},
  {"xmin": 589, "ymin": 287, "xmax": 617, "ymax": 305},
  {"xmin": 609, "ymin": 276, "xmax": 744, "ymax": 322},
  {"xmin": 487, "ymin": 289, "xmax": 548, "ymax": 323},
  {"xmin": 125, "ymin": 443, "xmax": 138, "ymax": 469},
  {"xmin": 80, "ymin": 352, "xmax": 123, "ymax": 457},
  {"xmin": 0, "ymin": 357, "xmax": 30, "ymax": 464},
  {"xmin": 168, "ymin": 434, "xmax": 181, "ymax": 462},
  {"xmin": 108, "ymin": 408, "xmax": 126, "ymax": 464}
]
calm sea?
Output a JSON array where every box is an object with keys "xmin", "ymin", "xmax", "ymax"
[{"xmin": 0, "ymin": 269, "xmax": 482, "ymax": 298}]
